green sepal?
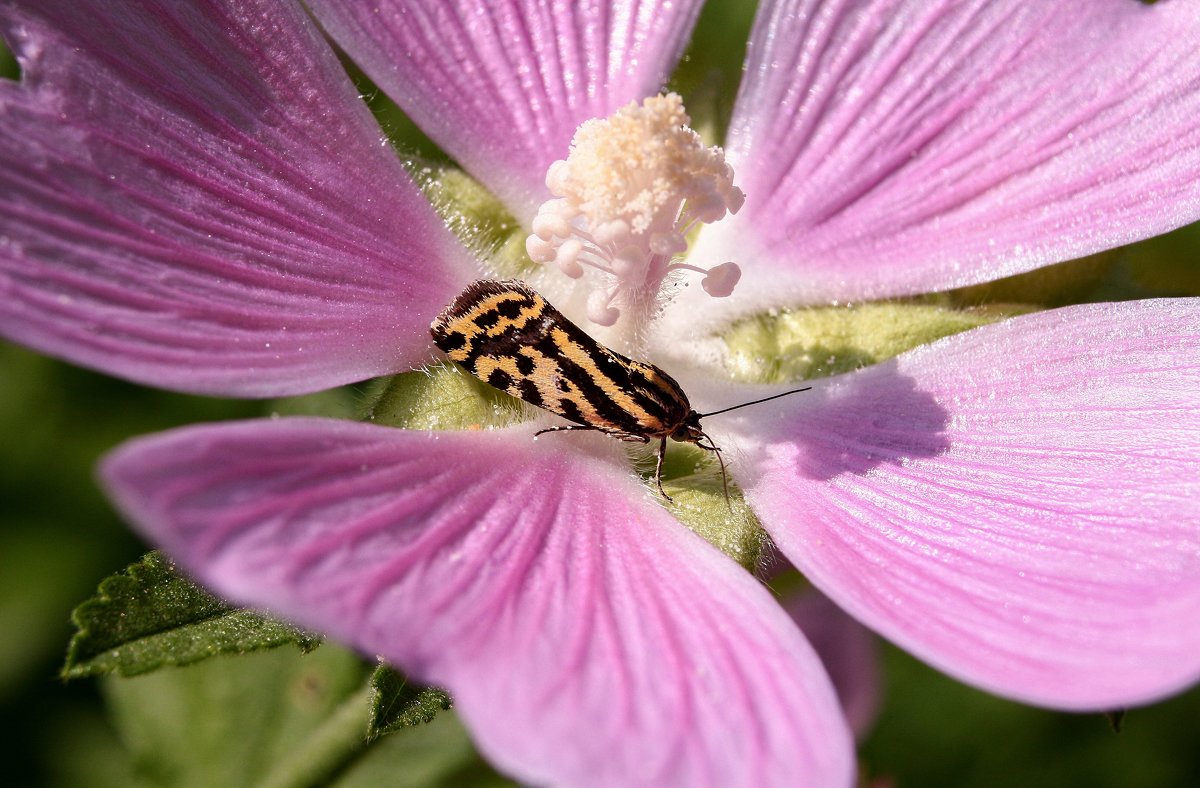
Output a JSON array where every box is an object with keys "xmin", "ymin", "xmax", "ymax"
[
  {"xmin": 658, "ymin": 444, "xmax": 766, "ymax": 570},
  {"xmin": 362, "ymin": 364, "xmax": 530, "ymax": 432},
  {"xmin": 267, "ymin": 386, "xmax": 361, "ymax": 420},
  {"xmin": 1118, "ymin": 222, "xmax": 1200, "ymax": 298},
  {"xmin": 411, "ymin": 161, "xmax": 533, "ymax": 278},
  {"xmin": 63, "ymin": 552, "xmax": 320, "ymax": 679},
  {"xmin": 723, "ymin": 301, "xmax": 1027, "ymax": 384},
  {"xmin": 945, "ymin": 251, "xmax": 1118, "ymax": 308},
  {"xmin": 367, "ymin": 664, "xmax": 453, "ymax": 740}
]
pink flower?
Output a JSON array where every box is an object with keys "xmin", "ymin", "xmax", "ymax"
[{"xmin": 4, "ymin": 0, "xmax": 1200, "ymax": 785}]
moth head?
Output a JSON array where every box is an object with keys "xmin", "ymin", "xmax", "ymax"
[{"xmin": 671, "ymin": 411, "xmax": 707, "ymax": 444}]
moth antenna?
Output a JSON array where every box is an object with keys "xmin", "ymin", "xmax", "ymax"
[
  {"xmin": 690, "ymin": 435, "xmax": 732, "ymax": 510},
  {"xmin": 697, "ymin": 386, "xmax": 812, "ymax": 419}
]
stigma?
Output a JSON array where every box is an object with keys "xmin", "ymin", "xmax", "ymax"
[{"xmin": 525, "ymin": 93, "xmax": 744, "ymax": 327}]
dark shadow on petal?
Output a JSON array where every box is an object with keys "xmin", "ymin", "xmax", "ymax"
[{"xmin": 728, "ymin": 358, "xmax": 951, "ymax": 482}]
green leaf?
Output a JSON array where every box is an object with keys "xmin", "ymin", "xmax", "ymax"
[
  {"xmin": 367, "ymin": 664, "xmax": 453, "ymax": 740},
  {"xmin": 64, "ymin": 552, "xmax": 320, "ymax": 678},
  {"xmin": 98, "ymin": 645, "xmax": 510, "ymax": 787},
  {"xmin": 102, "ymin": 645, "xmax": 369, "ymax": 786},
  {"xmin": 337, "ymin": 712, "xmax": 515, "ymax": 788}
]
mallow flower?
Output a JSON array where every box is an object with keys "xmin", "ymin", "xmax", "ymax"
[{"xmin": 3, "ymin": 0, "xmax": 1200, "ymax": 784}]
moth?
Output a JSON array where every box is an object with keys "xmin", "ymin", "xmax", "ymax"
[{"xmin": 430, "ymin": 279, "xmax": 809, "ymax": 502}]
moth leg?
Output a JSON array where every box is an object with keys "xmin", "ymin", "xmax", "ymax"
[
  {"xmin": 654, "ymin": 437, "xmax": 672, "ymax": 502},
  {"xmin": 534, "ymin": 424, "xmax": 604, "ymax": 437}
]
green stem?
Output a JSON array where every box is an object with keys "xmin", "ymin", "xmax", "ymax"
[{"xmin": 255, "ymin": 683, "xmax": 374, "ymax": 788}]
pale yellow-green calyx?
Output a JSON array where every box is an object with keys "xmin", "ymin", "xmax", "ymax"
[
  {"xmin": 363, "ymin": 364, "xmax": 530, "ymax": 432},
  {"xmin": 659, "ymin": 444, "xmax": 767, "ymax": 571},
  {"xmin": 724, "ymin": 302, "xmax": 1030, "ymax": 384},
  {"xmin": 410, "ymin": 161, "xmax": 533, "ymax": 277},
  {"xmin": 526, "ymin": 93, "xmax": 744, "ymax": 327}
]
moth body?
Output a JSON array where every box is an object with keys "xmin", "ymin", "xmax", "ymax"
[{"xmin": 431, "ymin": 279, "xmax": 808, "ymax": 503}]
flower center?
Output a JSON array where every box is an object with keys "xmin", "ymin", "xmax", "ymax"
[{"xmin": 525, "ymin": 93, "xmax": 744, "ymax": 327}]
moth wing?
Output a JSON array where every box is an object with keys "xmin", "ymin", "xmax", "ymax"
[{"xmin": 431, "ymin": 280, "xmax": 692, "ymax": 437}]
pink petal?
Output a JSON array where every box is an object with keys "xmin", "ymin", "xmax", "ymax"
[
  {"xmin": 0, "ymin": 0, "xmax": 475, "ymax": 397},
  {"xmin": 309, "ymin": 0, "xmax": 704, "ymax": 221},
  {"xmin": 102, "ymin": 419, "xmax": 854, "ymax": 787},
  {"xmin": 716, "ymin": 299, "xmax": 1200, "ymax": 709},
  {"xmin": 694, "ymin": 0, "xmax": 1200, "ymax": 306},
  {"xmin": 785, "ymin": 587, "xmax": 881, "ymax": 739}
]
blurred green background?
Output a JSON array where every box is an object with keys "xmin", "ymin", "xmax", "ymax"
[{"xmin": 3, "ymin": 3, "xmax": 1200, "ymax": 785}]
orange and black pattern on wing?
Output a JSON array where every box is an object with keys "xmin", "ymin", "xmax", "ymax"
[{"xmin": 430, "ymin": 280, "xmax": 692, "ymax": 438}]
